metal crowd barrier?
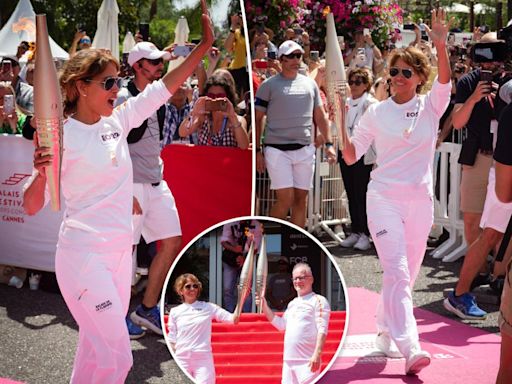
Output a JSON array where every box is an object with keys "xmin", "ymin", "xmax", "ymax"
[{"xmin": 431, "ymin": 142, "xmax": 466, "ymax": 262}]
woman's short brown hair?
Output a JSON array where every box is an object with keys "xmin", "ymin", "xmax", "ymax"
[
  {"xmin": 203, "ymin": 69, "xmax": 238, "ymax": 107},
  {"xmin": 348, "ymin": 67, "xmax": 373, "ymax": 93},
  {"xmin": 389, "ymin": 47, "xmax": 431, "ymax": 93},
  {"xmin": 174, "ymin": 273, "xmax": 203, "ymax": 301},
  {"xmin": 60, "ymin": 49, "xmax": 119, "ymax": 117}
]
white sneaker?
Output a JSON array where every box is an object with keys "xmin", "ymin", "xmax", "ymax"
[
  {"xmin": 405, "ymin": 349, "xmax": 431, "ymax": 375},
  {"xmin": 340, "ymin": 233, "xmax": 360, "ymax": 248},
  {"xmin": 375, "ymin": 332, "xmax": 402, "ymax": 358},
  {"xmin": 354, "ymin": 233, "xmax": 371, "ymax": 251}
]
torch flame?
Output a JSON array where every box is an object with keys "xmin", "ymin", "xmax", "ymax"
[{"xmin": 12, "ymin": 17, "xmax": 36, "ymax": 40}]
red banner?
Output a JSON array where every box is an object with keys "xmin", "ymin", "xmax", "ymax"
[{"xmin": 162, "ymin": 144, "xmax": 252, "ymax": 248}]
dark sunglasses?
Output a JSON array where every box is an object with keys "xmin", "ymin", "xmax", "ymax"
[
  {"xmin": 283, "ymin": 52, "xmax": 302, "ymax": 60},
  {"xmin": 144, "ymin": 58, "xmax": 164, "ymax": 66},
  {"xmin": 206, "ymin": 92, "xmax": 227, "ymax": 99},
  {"xmin": 349, "ymin": 79, "xmax": 366, "ymax": 86},
  {"xmin": 86, "ymin": 76, "xmax": 123, "ymax": 91},
  {"xmin": 389, "ymin": 67, "xmax": 413, "ymax": 79},
  {"xmin": 184, "ymin": 283, "xmax": 199, "ymax": 290}
]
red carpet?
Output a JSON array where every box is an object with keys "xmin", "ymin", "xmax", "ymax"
[
  {"xmin": 165, "ymin": 311, "xmax": 346, "ymax": 384},
  {"xmin": 322, "ymin": 287, "xmax": 500, "ymax": 383}
]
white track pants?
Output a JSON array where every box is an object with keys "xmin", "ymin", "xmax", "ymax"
[
  {"xmin": 175, "ymin": 352, "xmax": 216, "ymax": 384},
  {"xmin": 367, "ymin": 191, "xmax": 433, "ymax": 357},
  {"xmin": 55, "ymin": 246, "xmax": 133, "ymax": 384},
  {"xmin": 281, "ymin": 360, "xmax": 319, "ymax": 384}
]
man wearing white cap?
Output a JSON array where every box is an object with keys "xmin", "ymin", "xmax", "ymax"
[
  {"xmin": 116, "ymin": 41, "xmax": 182, "ymax": 338},
  {"xmin": 255, "ymin": 40, "xmax": 336, "ymax": 228}
]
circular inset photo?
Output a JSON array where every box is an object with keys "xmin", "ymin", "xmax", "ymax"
[{"xmin": 161, "ymin": 217, "xmax": 349, "ymax": 384}]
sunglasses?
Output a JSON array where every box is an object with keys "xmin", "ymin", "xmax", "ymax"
[
  {"xmin": 389, "ymin": 67, "xmax": 413, "ymax": 79},
  {"xmin": 349, "ymin": 79, "xmax": 366, "ymax": 86},
  {"xmin": 86, "ymin": 76, "xmax": 123, "ymax": 91},
  {"xmin": 184, "ymin": 283, "xmax": 199, "ymax": 290},
  {"xmin": 79, "ymin": 38, "xmax": 91, "ymax": 45},
  {"xmin": 144, "ymin": 58, "xmax": 164, "ymax": 66},
  {"xmin": 206, "ymin": 92, "xmax": 227, "ymax": 99},
  {"xmin": 283, "ymin": 52, "xmax": 302, "ymax": 60}
]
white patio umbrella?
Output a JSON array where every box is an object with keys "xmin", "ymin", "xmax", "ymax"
[
  {"xmin": 92, "ymin": 0, "xmax": 120, "ymax": 60},
  {"xmin": 446, "ymin": 3, "xmax": 470, "ymax": 14},
  {"xmin": 474, "ymin": 3, "xmax": 493, "ymax": 15},
  {"xmin": 167, "ymin": 16, "xmax": 190, "ymax": 72}
]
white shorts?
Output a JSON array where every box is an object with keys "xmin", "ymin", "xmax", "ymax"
[
  {"xmin": 264, "ymin": 144, "xmax": 315, "ymax": 191},
  {"xmin": 132, "ymin": 181, "xmax": 182, "ymax": 244},
  {"xmin": 480, "ymin": 168, "xmax": 512, "ymax": 233},
  {"xmin": 282, "ymin": 360, "xmax": 319, "ymax": 384}
]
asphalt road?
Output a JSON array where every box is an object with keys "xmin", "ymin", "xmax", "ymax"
[{"xmin": 0, "ymin": 238, "xmax": 500, "ymax": 383}]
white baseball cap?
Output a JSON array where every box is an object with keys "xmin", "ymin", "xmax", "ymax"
[
  {"xmin": 277, "ymin": 40, "xmax": 304, "ymax": 58},
  {"xmin": 128, "ymin": 42, "xmax": 171, "ymax": 66}
]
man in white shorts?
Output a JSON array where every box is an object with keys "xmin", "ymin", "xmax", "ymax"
[
  {"xmin": 255, "ymin": 40, "xmax": 336, "ymax": 228},
  {"xmin": 116, "ymin": 42, "xmax": 182, "ymax": 337},
  {"xmin": 445, "ymin": 80, "xmax": 512, "ymax": 320},
  {"xmin": 260, "ymin": 263, "xmax": 330, "ymax": 384}
]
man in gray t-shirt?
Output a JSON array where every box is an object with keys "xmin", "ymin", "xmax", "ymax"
[
  {"xmin": 116, "ymin": 42, "xmax": 183, "ymax": 339},
  {"xmin": 255, "ymin": 40, "xmax": 336, "ymax": 227}
]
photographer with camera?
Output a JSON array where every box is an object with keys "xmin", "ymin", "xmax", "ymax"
[
  {"xmin": 444, "ymin": 32, "xmax": 511, "ymax": 320},
  {"xmin": 179, "ymin": 70, "xmax": 249, "ymax": 149}
]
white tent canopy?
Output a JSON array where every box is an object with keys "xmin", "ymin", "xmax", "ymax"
[{"xmin": 0, "ymin": 0, "xmax": 69, "ymax": 59}]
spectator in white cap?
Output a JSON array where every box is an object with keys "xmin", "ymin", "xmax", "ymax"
[
  {"xmin": 114, "ymin": 40, "xmax": 185, "ymax": 338},
  {"xmin": 255, "ymin": 40, "xmax": 336, "ymax": 227}
]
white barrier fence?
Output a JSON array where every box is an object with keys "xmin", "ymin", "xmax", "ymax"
[{"xmin": 256, "ymin": 142, "xmax": 466, "ymax": 262}]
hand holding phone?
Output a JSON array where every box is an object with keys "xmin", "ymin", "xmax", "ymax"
[
  {"xmin": 3, "ymin": 95, "xmax": 14, "ymax": 115},
  {"xmin": 363, "ymin": 28, "xmax": 370, "ymax": 36},
  {"xmin": 174, "ymin": 45, "xmax": 192, "ymax": 57},
  {"xmin": 205, "ymin": 99, "xmax": 227, "ymax": 112}
]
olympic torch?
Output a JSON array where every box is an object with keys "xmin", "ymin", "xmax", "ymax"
[
  {"xmin": 234, "ymin": 241, "xmax": 255, "ymax": 318},
  {"xmin": 255, "ymin": 236, "xmax": 268, "ymax": 314},
  {"xmin": 34, "ymin": 14, "xmax": 63, "ymax": 211},
  {"xmin": 324, "ymin": 10, "xmax": 348, "ymax": 150}
]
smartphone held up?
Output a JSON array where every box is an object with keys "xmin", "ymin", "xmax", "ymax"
[{"xmin": 3, "ymin": 94, "xmax": 14, "ymax": 115}]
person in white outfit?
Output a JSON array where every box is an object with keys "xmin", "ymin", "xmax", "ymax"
[
  {"xmin": 167, "ymin": 273, "xmax": 239, "ymax": 384},
  {"xmin": 22, "ymin": 4, "xmax": 213, "ymax": 382},
  {"xmin": 341, "ymin": 8, "xmax": 452, "ymax": 376},
  {"xmin": 259, "ymin": 263, "xmax": 330, "ymax": 384}
]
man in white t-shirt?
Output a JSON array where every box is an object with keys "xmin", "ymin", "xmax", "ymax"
[
  {"xmin": 260, "ymin": 263, "xmax": 330, "ymax": 384},
  {"xmin": 255, "ymin": 40, "xmax": 336, "ymax": 228}
]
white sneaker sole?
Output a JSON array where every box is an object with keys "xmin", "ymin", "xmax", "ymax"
[
  {"xmin": 130, "ymin": 311, "xmax": 163, "ymax": 335},
  {"xmin": 406, "ymin": 355, "xmax": 431, "ymax": 375},
  {"xmin": 443, "ymin": 298, "xmax": 487, "ymax": 320}
]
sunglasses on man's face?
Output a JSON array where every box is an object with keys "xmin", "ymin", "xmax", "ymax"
[
  {"xmin": 349, "ymin": 79, "xmax": 366, "ymax": 86},
  {"xmin": 389, "ymin": 67, "xmax": 413, "ymax": 79},
  {"xmin": 283, "ymin": 52, "xmax": 302, "ymax": 60},
  {"xmin": 86, "ymin": 76, "xmax": 123, "ymax": 91},
  {"xmin": 184, "ymin": 283, "xmax": 199, "ymax": 290},
  {"xmin": 144, "ymin": 58, "xmax": 164, "ymax": 66}
]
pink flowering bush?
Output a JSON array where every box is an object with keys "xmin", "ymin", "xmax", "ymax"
[
  {"xmin": 245, "ymin": 0, "xmax": 305, "ymax": 40},
  {"xmin": 301, "ymin": 0, "xmax": 403, "ymax": 50}
]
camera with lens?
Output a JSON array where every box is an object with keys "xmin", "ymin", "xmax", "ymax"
[{"xmin": 471, "ymin": 41, "xmax": 508, "ymax": 63}]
